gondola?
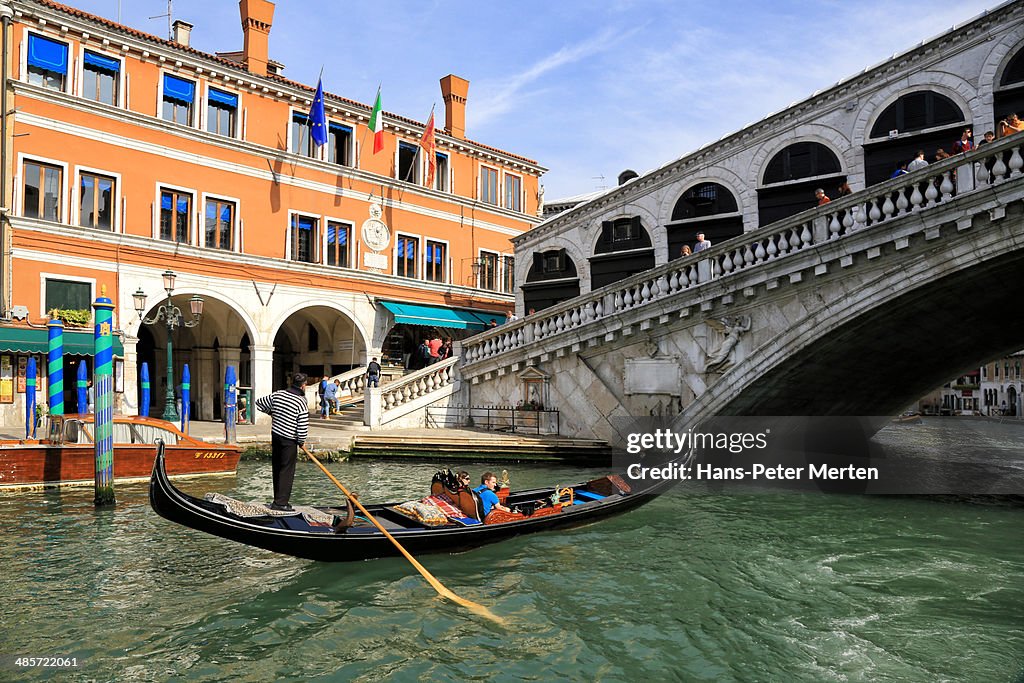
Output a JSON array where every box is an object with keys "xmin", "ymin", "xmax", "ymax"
[{"xmin": 149, "ymin": 448, "xmax": 681, "ymax": 562}]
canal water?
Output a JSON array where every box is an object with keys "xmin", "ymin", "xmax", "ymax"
[{"xmin": 1, "ymin": 419, "xmax": 1022, "ymax": 682}]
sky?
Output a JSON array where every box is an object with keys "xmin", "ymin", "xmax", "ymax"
[{"xmin": 67, "ymin": 0, "xmax": 1001, "ymax": 200}]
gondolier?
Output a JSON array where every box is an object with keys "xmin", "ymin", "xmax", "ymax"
[{"xmin": 255, "ymin": 372, "xmax": 309, "ymax": 511}]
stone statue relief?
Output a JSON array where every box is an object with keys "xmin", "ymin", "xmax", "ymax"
[{"xmin": 705, "ymin": 315, "xmax": 751, "ymax": 372}]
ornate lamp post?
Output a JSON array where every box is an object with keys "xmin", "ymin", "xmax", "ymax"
[{"xmin": 133, "ymin": 270, "xmax": 203, "ymax": 422}]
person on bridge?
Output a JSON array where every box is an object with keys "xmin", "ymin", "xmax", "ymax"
[
  {"xmin": 907, "ymin": 150, "xmax": 929, "ymax": 172},
  {"xmin": 255, "ymin": 372, "xmax": 309, "ymax": 512},
  {"xmin": 366, "ymin": 357, "xmax": 382, "ymax": 388},
  {"xmin": 999, "ymin": 113, "xmax": 1023, "ymax": 137},
  {"xmin": 815, "ymin": 188, "xmax": 831, "ymax": 206},
  {"xmin": 680, "ymin": 245, "xmax": 692, "ymax": 258},
  {"xmin": 952, "ymin": 128, "xmax": 973, "ymax": 153},
  {"xmin": 693, "ymin": 233, "xmax": 711, "ymax": 253}
]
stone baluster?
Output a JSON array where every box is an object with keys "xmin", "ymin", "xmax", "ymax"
[
  {"xmin": 868, "ymin": 197, "xmax": 882, "ymax": 224},
  {"xmin": 939, "ymin": 171, "xmax": 954, "ymax": 201},
  {"xmin": 882, "ymin": 193, "xmax": 895, "ymax": 220},
  {"xmin": 828, "ymin": 212, "xmax": 841, "ymax": 239},
  {"xmin": 1009, "ymin": 145, "xmax": 1023, "ymax": 177},
  {"xmin": 754, "ymin": 240, "xmax": 767, "ymax": 262},
  {"xmin": 788, "ymin": 227, "xmax": 802, "ymax": 250},
  {"xmin": 909, "ymin": 183, "xmax": 924, "ymax": 211},
  {"xmin": 992, "ymin": 153, "xmax": 1007, "ymax": 181},
  {"xmin": 594, "ymin": 298, "xmax": 604, "ymax": 318},
  {"xmin": 766, "ymin": 234, "xmax": 779, "ymax": 258},
  {"xmin": 800, "ymin": 223, "xmax": 812, "ymax": 246},
  {"xmin": 623, "ymin": 287, "xmax": 633, "ymax": 308},
  {"xmin": 776, "ymin": 231, "xmax": 789, "ymax": 255},
  {"xmin": 571, "ymin": 308, "xmax": 581, "ymax": 327},
  {"xmin": 721, "ymin": 252, "xmax": 734, "ymax": 274},
  {"xmin": 640, "ymin": 281, "xmax": 651, "ymax": 303},
  {"xmin": 743, "ymin": 244, "xmax": 756, "ymax": 266},
  {"xmin": 924, "ymin": 178, "xmax": 939, "ymax": 206},
  {"xmin": 688, "ymin": 264, "xmax": 699, "ymax": 286},
  {"xmin": 895, "ymin": 188, "xmax": 909, "ymax": 215},
  {"xmin": 975, "ymin": 159, "xmax": 990, "ymax": 186}
]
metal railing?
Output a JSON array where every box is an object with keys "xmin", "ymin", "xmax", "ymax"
[{"xmin": 425, "ymin": 405, "xmax": 560, "ymax": 435}]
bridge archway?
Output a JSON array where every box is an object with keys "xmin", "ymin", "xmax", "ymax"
[
  {"xmin": 523, "ymin": 248, "xmax": 581, "ymax": 313},
  {"xmin": 862, "ymin": 89, "xmax": 968, "ymax": 185},
  {"xmin": 589, "ymin": 216, "xmax": 656, "ymax": 289},
  {"xmin": 757, "ymin": 141, "xmax": 846, "ymax": 226},
  {"xmin": 666, "ymin": 181, "xmax": 743, "ymax": 258}
]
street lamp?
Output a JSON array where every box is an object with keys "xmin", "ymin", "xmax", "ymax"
[{"xmin": 133, "ymin": 270, "xmax": 203, "ymax": 422}]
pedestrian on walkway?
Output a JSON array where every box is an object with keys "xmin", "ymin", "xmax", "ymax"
[
  {"xmin": 322, "ymin": 377, "xmax": 339, "ymax": 418},
  {"xmin": 255, "ymin": 372, "xmax": 309, "ymax": 512},
  {"xmin": 693, "ymin": 232, "xmax": 711, "ymax": 253},
  {"xmin": 366, "ymin": 357, "xmax": 382, "ymax": 388}
]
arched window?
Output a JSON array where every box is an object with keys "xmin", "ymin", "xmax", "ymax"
[
  {"xmin": 996, "ymin": 46, "xmax": 1024, "ymax": 125},
  {"xmin": 523, "ymin": 248, "xmax": 580, "ymax": 313},
  {"xmin": 763, "ymin": 142, "xmax": 842, "ymax": 184},
  {"xmin": 671, "ymin": 182, "xmax": 738, "ymax": 221},
  {"xmin": 758, "ymin": 143, "xmax": 845, "ymax": 227},
  {"xmin": 868, "ymin": 92, "xmax": 963, "ymax": 139},
  {"xmin": 668, "ymin": 183, "xmax": 743, "ymax": 257}
]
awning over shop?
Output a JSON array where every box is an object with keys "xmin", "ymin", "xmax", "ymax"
[
  {"xmin": 380, "ymin": 302, "xmax": 497, "ymax": 330},
  {"xmin": 0, "ymin": 327, "xmax": 124, "ymax": 356}
]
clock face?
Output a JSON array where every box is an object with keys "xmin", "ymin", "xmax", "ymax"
[{"xmin": 361, "ymin": 218, "xmax": 390, "ymax": 252}]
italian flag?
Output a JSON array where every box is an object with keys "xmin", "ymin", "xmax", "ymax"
[{"xmin": 369, "ymin": 87, "xmax": 384, "ymax": 154}]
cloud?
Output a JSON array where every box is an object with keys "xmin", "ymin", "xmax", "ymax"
[{"xmin": 471, "ymin": 26, "xmax": 637, "ymax": 126}]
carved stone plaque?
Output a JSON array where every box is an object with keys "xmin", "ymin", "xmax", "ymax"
[{"xmin": 624, "ymin": 358, "xmax": 680, "ymax": 396}]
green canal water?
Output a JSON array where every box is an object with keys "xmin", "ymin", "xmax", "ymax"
[{"xmin": 1, "ymin": 420, "xmax": 1023, "ymax": 682}]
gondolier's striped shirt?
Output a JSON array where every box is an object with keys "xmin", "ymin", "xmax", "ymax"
[{"xmin": 254, "ymin": 387, "xmax": 309, "ymax": 444}]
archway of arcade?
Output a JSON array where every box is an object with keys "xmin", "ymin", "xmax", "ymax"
[
  {"xmin": 757, "ymin": 141, "xmax": 846, "ymax": 226},
  {"xmin": 135, "ymin": 294, "xmax": 255, "ymax": 422},
  {"xmin": 589, "ymin": 217, "xmax": 656, "ymax": 289},
  {"xmin": 666, "ymin": 182, "xmax": 744, "ymax": 258},
  {"xmin": 522, "ymin": 249, "xmax": 581, "ymax": 313},
  {"xmin": 996, "ymin": 46, "xmax": 1024, "ymax": 131},
  {"xmin": 272, "ymin": 307, "xmax": 367, "ymax": 391},
  {"xmin": 862, "ymin": 91, "xmax": 967, "ymax": 186}
]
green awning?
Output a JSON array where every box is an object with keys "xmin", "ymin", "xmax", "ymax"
[
  {"xmin": 0, "ymin": 327, "xmax": 124, "ymax": 356},
  {"xmin": 381, "ymin": 302, "xmax": 498, "ymax": 330}
]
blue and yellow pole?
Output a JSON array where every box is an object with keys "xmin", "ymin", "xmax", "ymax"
[
  {"xmin": 47, "ymin": 319, "xmax": 64, "ymax": 418},
  {"xmin": 93, "ymin": 287, "xmax": 115, "ymax": 506},
  {"xmin": 25, "ymin": 357, "xmax": 37, "ymax": 440}
]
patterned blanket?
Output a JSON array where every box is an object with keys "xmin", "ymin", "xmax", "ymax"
[{"xmin": 204, "ymin": 492, "xmax": 336, "ymax": 525}]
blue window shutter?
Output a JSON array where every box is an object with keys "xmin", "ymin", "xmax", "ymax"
[
  {"xmin": 161, "ymin": 193, "xmax": 172, "ymax": 211},
  {"xmin": 28, "ymin": 34, "xmax": 68, "ymax": 73},
  {"xmin": 221, "ymin": 204, "xmax": 232, "ymax": 223},
  {"xmin": 339, "ymin": 227, "xmax": 348, "ymax": 245},
  {"xmin": 176, "ymin": 197, "xmax": 189, "ymax": 215},
  {"xmin": 207, "ymin": 88, "xmax": 238, "ymax": 108},
  {"xmin": 163, "ymin": 74, "xmax": 195, "ymax": 103},
  {"xmin": 83, "ymin": 51, "xmax": 120, "ymax": 72}
]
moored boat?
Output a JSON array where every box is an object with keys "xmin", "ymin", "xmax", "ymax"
[
  {"xmin": 891, "ymin": 411, "xmax": 923, "ymax": 424},
  {"xmin": 0, "ymin": 414, "xmax": 241, "ymax": 491},
  {"xmin": 149, "ymin": 450, "xmax": 680, "ymax": 562}
]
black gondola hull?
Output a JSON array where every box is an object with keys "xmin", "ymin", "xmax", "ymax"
[{"xmin": 149, "ymin": 451, "xmax": 676, "ymax": 562}]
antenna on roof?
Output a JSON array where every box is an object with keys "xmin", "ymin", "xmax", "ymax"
[
  {"xmin": 592, "ymin": 175, "xmax": 607, "ymax": 191},
  {"xmin": 148, "ymin": 0, "xmax": 173, "ymax": 40}
]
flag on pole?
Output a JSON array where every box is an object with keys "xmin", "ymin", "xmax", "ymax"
[
  {"xmin": 308, "ymin": 78, "xmax": 328, "ymax": 147},
  {"xmin": 369, "ymin": 87, "xmax": 384, "ymax": 154},
  {"xmin": 420, "ymin": 107, "xmax": 437, "ymax": 188}
]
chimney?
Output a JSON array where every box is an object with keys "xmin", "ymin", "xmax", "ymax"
[
  {"xmin": 440, "ymin": 74, "xmax": 469, "ymax": 140},
  {"xmin": 172, "ymin": 20, "xmax": 193, "ymax": 47},
  {"xmin": 239, "ymin": 0, "xmax": 275, "ymax": 76}
]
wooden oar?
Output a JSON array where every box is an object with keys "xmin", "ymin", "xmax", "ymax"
[{"xmin": 300, "ymin": 445, "xmax": 504, "ymax": 625}]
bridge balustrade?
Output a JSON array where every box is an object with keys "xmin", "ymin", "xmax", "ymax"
[{"xmin": 462, "ymin": 135, "xmax": 1024, "ymax": 368}]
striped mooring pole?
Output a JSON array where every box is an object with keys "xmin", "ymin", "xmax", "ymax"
[
  {"xmin": 47, "ymin": 318, "xmax": 64, "ymax": 418},
  {"xmin": 93, "ymin": 287, "xmax": 116, "ymax": 507}
]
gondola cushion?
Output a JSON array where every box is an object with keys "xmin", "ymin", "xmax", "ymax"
[{"xmin": 392, "ymin": 501, "xmax": 450, "ymax": 527}]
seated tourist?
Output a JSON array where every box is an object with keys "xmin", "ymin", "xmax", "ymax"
[
  {"xmin": 457, "ymin": 470, "xmax": 471, "ymax": 490},
  {"xmin": 473, "ymin": 471, "xmax": 511, "ymax": 517}
]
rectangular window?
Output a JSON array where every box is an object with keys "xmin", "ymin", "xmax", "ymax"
[
  {"xmin": 502, "ymin": 255, "xmax": 515, "ymax": 293},
  {"xmin": 425, "ymin": 240, "xmax": 447, "ymax": 283},
  {"xmin": 290, "ymin": 112, "xmax": 314, "ymax": 157},
  {"xmin": 328, "ymin": 123, "xmax": 353, "ymax": 166},
  {"xmin": 326, "ymin": 221, "xmax": 351, "ymax": 268},
  {"xmin": 478, "ymin": 251, "xmax": 498, "ymax": 290},
  {"xmin": 480, "ymin": 167, "xmax": 498, "ymax": 205},
  {"xmin": 27, "ymin": 34, "xmax": 68, "ymax": 91},
  {"xmin": 435, "ymin": 152, "xmax": 449, "ymax": 192},
  {"xmin": 207, "ymin": 88, "xmax": 237, "ymax": 137},
  {"xmin": 505, "ymin": 174, "xmax": 522, "ymax": 211},
  {"xmin": 160, "ymin": 189, "xmax": 192, "ymax": 243},
  {"xmin": 290, "ymin": 214, "xmax": 317, "ymax": 263},
  {"xmin": 45, "ymin": 279, "xmax": 91, "ymax": 313},
  {"xmin": 79, "ymin": 172, "xmax": 115, "ymax": 230},
  {"xmin": 398, "ymin": 141, "xmax": 420, "ymax": 183},
  {"xmin": 162, "ymin": 74, "xmax": 195, "ymax": 125},
  {"xmin": 397, "ymin": 235, "xmax": 418, "ymax": 278},
  {"xmin": 23, "ymin": 160, "xmax": 62, "ymax": 221},
  {"xmin": 82, "ymin": 51, "xmax": 119, "ymax": 105},
  {"xmin": 204, "ymin": 199, "xmax": 234, "ymax": 250}
]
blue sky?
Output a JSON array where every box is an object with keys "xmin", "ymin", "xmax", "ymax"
[{"xmin": 70, "ymin": 0, "xmax": 999, "ymax": 200}]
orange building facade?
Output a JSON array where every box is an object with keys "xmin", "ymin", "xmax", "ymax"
[{"xmin": 0, "ymin": 0, "xmax": 544, "ymax": 425}]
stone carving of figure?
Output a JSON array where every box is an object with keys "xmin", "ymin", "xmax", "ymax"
[
  {"xmin": 705, "ymin": 315, "xmax": 751, "ymax": 372},
  {"xmin": 536, "ymin": 185, "xmax": 545, "ymax": 217}
]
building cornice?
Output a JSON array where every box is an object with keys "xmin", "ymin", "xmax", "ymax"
[
  {"xmin": 514, "ymin": 0, "xmax": 1022, "ymax": 249},
  {"xmin": 19, "ymin": 0, "xmax": 547, "ymax": 175}
]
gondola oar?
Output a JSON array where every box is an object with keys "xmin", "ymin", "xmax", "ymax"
[{"xmin": 300, "ymin": 445, "xmax": 504, "ymax": 625}]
